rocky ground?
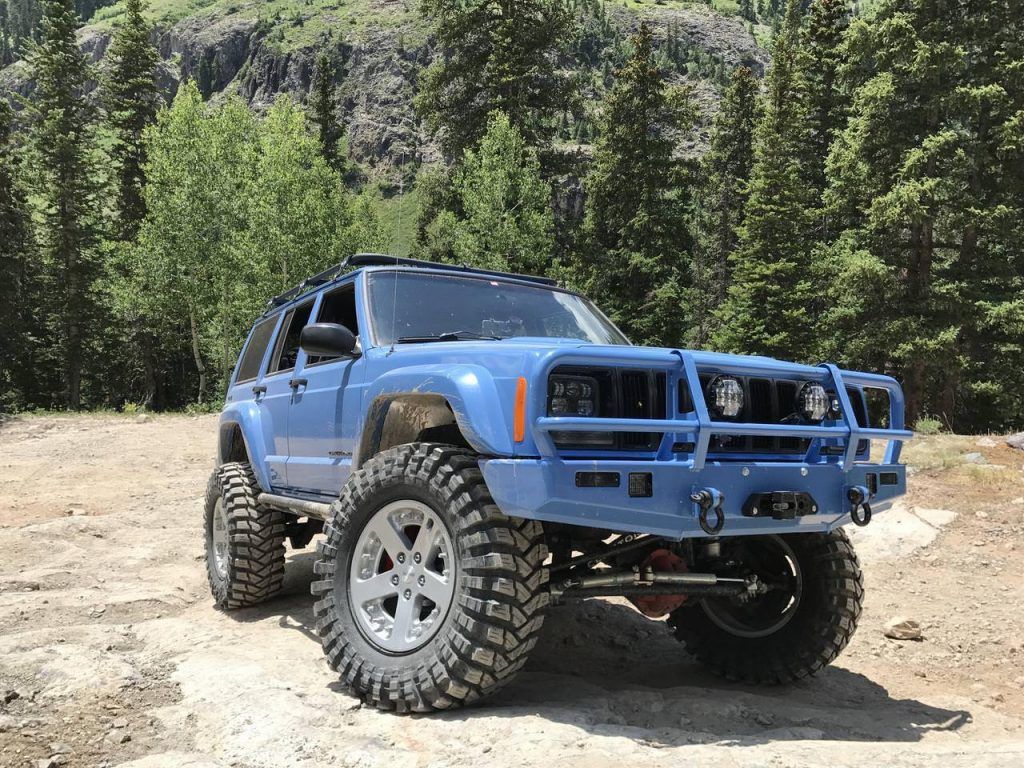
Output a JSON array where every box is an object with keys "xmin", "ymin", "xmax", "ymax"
[{"xmin": 1, "ymin": 414, "xmax": 1022, "ymax": 768}]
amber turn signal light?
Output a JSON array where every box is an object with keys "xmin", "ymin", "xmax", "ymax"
[{"xmin": 513, "ymin": 377, "xmax": 527, "ymax": 443}]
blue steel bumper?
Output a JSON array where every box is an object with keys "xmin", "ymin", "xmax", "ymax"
[
  {"xmin": 481, "ymin": 349, "xmax": 911, "ymax": 540},
  {"xmin": 481, "ymin": 458, "xmax": 905, "ymax": 539}
]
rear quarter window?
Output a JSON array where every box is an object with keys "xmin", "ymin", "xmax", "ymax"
[{"xmin": 235, "ymin": 316, "xmax": 278, "ymax": 383}]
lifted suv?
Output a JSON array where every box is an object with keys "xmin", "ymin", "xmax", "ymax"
[{"xmin": 205, "ymin": 254, "xmax": 910, "ymax": 712}]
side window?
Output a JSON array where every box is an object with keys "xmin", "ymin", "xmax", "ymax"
[
  {"xmin": 269, "ymin": 301, "xmax": 314, "ymax": 374},
  {"xmin": 307, "ymin": 284, "xmax": 359, "ymax": 365},
  {"xmin": 235, "ymin": 316, "xmax": 278, "ymax": 383}
]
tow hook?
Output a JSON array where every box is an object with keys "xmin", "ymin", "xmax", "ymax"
[
  {"xmin": 847, "ymin": 485, "xmax": 873, "ymax": 526},
  {"xmin": 691, "ymin": 488, "xmax": 725, "ymax": 535}
]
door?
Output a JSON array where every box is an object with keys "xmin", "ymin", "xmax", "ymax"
[
  {"xmin": 259, "ymin": 300, "xmax": 315, "ymax": 489},
  {"xmin": 286, "ymin": 282, "xmax": 366, "ymax": 495}
]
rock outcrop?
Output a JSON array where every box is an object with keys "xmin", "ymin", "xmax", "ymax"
[{"xmin": 0, "ymin": 2, "xmax": 767, "ymax": 184}]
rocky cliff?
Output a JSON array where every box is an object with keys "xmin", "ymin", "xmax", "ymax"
[{"xmin": 0, "ymin": 0, "xmax": 768, "ymax": 183}]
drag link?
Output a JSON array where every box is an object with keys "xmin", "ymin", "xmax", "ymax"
[{"xmin": 550, "ymin": 568, "xmax": 762, "ymax": 600}]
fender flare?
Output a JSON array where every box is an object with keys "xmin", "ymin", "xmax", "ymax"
[
  {"xmin": 217, "ymin": 402, "xmax": 275, "ymax": 492},
  {"xmin": 357, "ymin": 364, "xmax": 514, "ymax": 465}
]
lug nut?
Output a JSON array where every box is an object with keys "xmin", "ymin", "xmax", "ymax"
[
  {"xmin": 391, "ymin": 574, "xmax": 399, "ymax": 586},
  {"xmin": 417, "ymin": 575, "xmax": 425, "ymax": 586},
  {"xmin": 413, "ymin": 553, "xmax": 421, "ymax": 564},
  {"xmin": 397, "ymin": 553, "xmax": 405, "ymax": 564},
  {"xmin": 403, "ymin": 589, "xmax": 412, "ymax": 599}
]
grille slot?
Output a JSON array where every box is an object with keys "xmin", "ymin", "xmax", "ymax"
[
  {"xmin": 621, "ymin": 371, "xmax": 666, "ymax": 449},
  {"xmin": 749, "ymin": 378, "xmax": 774, "ymax": 452},
  {"xmin": 846, "ymin": 385, "xmax": 870, "ymax": 454}
]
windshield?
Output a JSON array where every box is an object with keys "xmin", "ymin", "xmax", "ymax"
[{"xmin": 366, "ymin": 271, "xmax": 629, "ymax": 347}]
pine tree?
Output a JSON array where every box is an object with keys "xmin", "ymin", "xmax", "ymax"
[
  {"xmin": 801, "ymin": 0, "xmax": 849, "ymax": 226},
  {"xmin": 417, "ymin": 0, "xmax": 577, "ymax": 160},
  {"xmin": 103, "ymin": 0, "xmax": 159, "ymax": 239},
  {"xmin": 739, "ymin": 0, "xmax": 757, "ymax": 23},
  {"xmin": 310, "ymin": 51, "xmax": 345, "ymax": 173},
  {"xmin": 714, "ymin": 0, "xmax": 814, "ymax": 359},
  {"xmin": 22, "ymin": 0, "xmax": 104, "ymax": 409},
  {"xmin": 0, "ymin": 100, "xmax": 37, "ymax": 408},
  {"xmin": 572, "ymin": 23, "xmax": 698, "ymax": 347},
  {"xmin": 823, "ymin": 0, "xmax": 1024, "ymax": 429},
  {"xmin": 3, "ymin": 0, "xmax": 42, "ymax": 63},
  {"xmin": 690, "ymin": 66, "xmax": 758, "ymax": 348},
  {"xmin": 1, "ymin": 11, "xmax": 11, "ymax": 66}
]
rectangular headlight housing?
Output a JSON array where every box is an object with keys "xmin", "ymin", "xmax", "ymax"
[{"xmin": 548, "ymin": 373, "xmax": 613, "ymax": 447}]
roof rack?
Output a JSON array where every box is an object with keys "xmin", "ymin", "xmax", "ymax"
[
  {"xmin": 347, "ymin": 253, "xmax": 558, "ymax": 286},
  {"xmin": 265, "ymin": 253, "xmax": 558, "ymax": 310},
  {"xmin": 265, "ymin": 260, "xmax": 350, "ymax": 309}
]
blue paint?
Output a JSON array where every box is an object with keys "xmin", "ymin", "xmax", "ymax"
[{"xmin": 219, "ymin": 264, "xmax": 910, "ymax": 537}]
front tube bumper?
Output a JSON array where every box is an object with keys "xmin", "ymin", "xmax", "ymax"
[{"xmin": 481, "ymin": 349, "xmax": 911, "ymax": 541}]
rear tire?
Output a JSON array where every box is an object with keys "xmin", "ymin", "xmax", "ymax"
[
  {"xmin": 312, "ymin": 443, "xmax": 548, "ymax": 712},
  {"xmin": 203, "ymin": 462, "xmax": 287, "ymax": 609},
  {"xmin": 668, "ymin": 530, "xmax": 863, "ymax": 683}
]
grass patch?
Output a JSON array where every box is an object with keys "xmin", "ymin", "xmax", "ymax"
[
  {"xmin": 914, "ymin": 416, "xmax": 945, "ymax": 435},
  {"xmin": 92, "ymin": 0, "xmax": 221, "ymax": 28},
  {"xmin": 379, "ymin": 187, "xmax": 421, "ymax": 258},
  {"xmin": 622, "ymin": 0, "xmax": 739, "ymax": 15},
  {"xmin": 901, "ymin": 434, "xmax": 980, "ymax": 471},
  {"xmin": 88, "ymin": 0, "xmax": 426, "ymax": 49}
]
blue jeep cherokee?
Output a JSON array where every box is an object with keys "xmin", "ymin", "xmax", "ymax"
[{"xmin": 204, "ymin": 254, "xmax": 911, "ymax": 712}]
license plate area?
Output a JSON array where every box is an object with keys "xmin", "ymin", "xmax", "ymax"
[{"xmin": 742, "ymin": 491, "xmax": 818, "ymax": 520}]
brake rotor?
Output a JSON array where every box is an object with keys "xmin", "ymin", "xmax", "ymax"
[{"xmin": 629, "ymin": 548, "xmax": 688, "ymax": 618}]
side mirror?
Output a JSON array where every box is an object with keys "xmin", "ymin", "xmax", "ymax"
[{"xmin": 299, "ymin": 323, "xmax": 358, "ymax": 358}]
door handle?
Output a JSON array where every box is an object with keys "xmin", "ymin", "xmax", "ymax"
[
  {"xmin": 252, "ymin": 385, "xmax": 267, "ymax": 396},
  {"xmin": 289, "ymin": 378, "xmax": 308, "ymax": 389}
]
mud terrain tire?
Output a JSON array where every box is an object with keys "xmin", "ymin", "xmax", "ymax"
[
  {"xmin": 312, "ymin": 443, "xmax": 548, "ymax": 712},
  {"xmin": 668, "ymin": 530, "xmax": 863, "ymax": 683},
  {"xmin": 204, "ymin": 462, "xmax": 287, "ymax": 609}
]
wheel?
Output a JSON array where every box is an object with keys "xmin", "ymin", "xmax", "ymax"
[
  {"xmin": 311, "ymin": 443, "xmax": 548, "ymax": 712},
  {"xmin": 668, "ymin": 530, "xmax": 863, "ymax": 683},
  {"xmin": 203, "ymin": 462, "xmax": 287, "ymax": 609}
]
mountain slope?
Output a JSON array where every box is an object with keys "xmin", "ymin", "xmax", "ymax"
[{"xmin": 0, "ymin": 0, "xmax": 768, "ymax": 183}]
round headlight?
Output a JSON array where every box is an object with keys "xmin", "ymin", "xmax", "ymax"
[
  {"xmin": 797, "ymin": 382, "xmax": 829, "ymax": 422},
  {"xmin": 707, "ymin": 376, "xmax": 744, "ymax": 419}
]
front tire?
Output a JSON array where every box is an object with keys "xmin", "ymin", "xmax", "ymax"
[
  {"xmin": 312, "ymin": 444, "xmax": 548, "ymax": 712},
  {"xmin": 203, "ymin": 462, "xmax": 287, "ymax": 609},
  {"xmin": 668, "ymin": 530, "xmax": 863, "ymax": 683}
]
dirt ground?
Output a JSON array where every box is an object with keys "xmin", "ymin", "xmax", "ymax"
[{"xmin": 1, "ymin": 414, "xmax": 1023, "ymax": 768}]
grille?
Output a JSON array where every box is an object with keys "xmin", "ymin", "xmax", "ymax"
[{"xmin": 678, "ymin": 375, "xmax": 868, "ymax": 457}]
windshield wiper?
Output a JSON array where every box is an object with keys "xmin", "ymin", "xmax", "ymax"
[{"xmin": 396, "ymin": 330, "xmax": 504, "ymax": 344}]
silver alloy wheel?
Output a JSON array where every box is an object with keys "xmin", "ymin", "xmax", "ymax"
[
  {"xmin": 349, "ymin": 499, "xmax": 455, "ymax": 654},
  {"xmin": 211, "ymin": 497, "xmax": 230, "ymax": 579}
]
